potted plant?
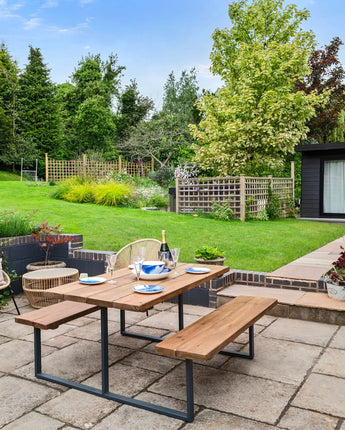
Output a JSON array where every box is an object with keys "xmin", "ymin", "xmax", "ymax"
[
  {"xmin": 323, "ymin": 246, "xmax": 345, "ymax": 300},
  {"xmin": 194, "ymin": 245, "xmax": 226, "ymax": 266},
  {"xmin": 26, "ymin": 221, "xmax": 73, "ymax": 271}
]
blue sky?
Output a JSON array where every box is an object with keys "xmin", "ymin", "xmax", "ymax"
[{"xmin": 0, "ymin": 0, "xmax": 344, "ymax": 109}]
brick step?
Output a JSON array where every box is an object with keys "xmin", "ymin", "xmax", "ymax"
[{"xmin": 217, "ymin": 284, "xmax": 345, "ymax": 325}]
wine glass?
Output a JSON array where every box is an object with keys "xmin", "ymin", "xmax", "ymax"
[
  {"xmin": 170, "ymin": 248, "xmax": 180, "ymax": 275},
  {"xmin": 133, "ymin": 255, "xmax": 144, "ymax": 287},
  {"xmin": 106, "ymin": 253, "xmax": 117, "ymax": 284},
  {"xmin": 137, "ymin": 246, "xmax": 147, "ymax": 261}
]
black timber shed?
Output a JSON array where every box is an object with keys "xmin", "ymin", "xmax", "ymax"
[{"xmin": 295, "ymin": 142, "xmax": 345, "ymax": 218}]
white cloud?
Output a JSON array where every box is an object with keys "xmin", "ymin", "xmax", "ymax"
[
  {"xmin": 48, "ymin": 18, "xmax": 91, "ymax": 34},
  {"xmin": 0, "ymin": 1, "xmax": 23, "ymax": 19},
  {"xmin": 42, "ymin": 1, "xmax": 59, "ymax": 8},
  {"xmin": 23, "ymin": 17, "xmax": 41, "ymax": 30}
]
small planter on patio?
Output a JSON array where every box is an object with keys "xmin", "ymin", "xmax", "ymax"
[
  {"xmin": 194, "ymin": 246, "xmax": 226, "ymax": 266},
  {"xmin": 323, "ymin": 245, "xmax": 345, "ymax": 301},
  {"xmin": 26, "ymin": 261, "xmax": 67, "ymax": 271}
]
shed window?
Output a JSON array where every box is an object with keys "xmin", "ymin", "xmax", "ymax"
[{"xmin": 323, "ymin": 160, "xmax": 345, "ymax": 214}]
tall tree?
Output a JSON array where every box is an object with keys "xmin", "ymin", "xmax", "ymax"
[
  {"xmin": 295, "ymin": 37, "xmax": 345, "ymax": 143},
  {"xmin": 0, "ymin": 44, "xmax": 37, "ymax": 168},
  {"xmin": 69, "ymin": 53, "xmax": 125, "ymax": 155},
  {"xmin": 18, "ymin": 46, "xmax": 61, "ymax": 158},
  {"xmin": 115, "ymin": 79, "xmax": 154, "ymax": 142},
  {"xmin": 190, "ymin": 0, "xmax": 325, "ymax": 176},
  {"xmin": 118, "ymin": 69, "xmax": 200, "ymax": 166}
]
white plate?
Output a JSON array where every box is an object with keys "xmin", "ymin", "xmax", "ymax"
[
  {"xmin": 133, "ymin": 284, "xmax": 164, "ymax": 294},
  {"xmin": 185, "ymin": 267, "xmax": 211, "ymax": 274},
  {"xmin": 128, "ymin": 264, "xmax": 134, "ymax": 269},
  {"xmin": 79, "ymin": 277, "xmax": 107, "ymax": 285},
  {"xmin": 131, "ymin": 268, "xmax": 171, "ymax": 280}
]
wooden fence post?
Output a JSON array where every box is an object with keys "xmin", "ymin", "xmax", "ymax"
[
  {"xmin": 119, "ymin": 155, "xmax": 122, "ymax": 173},
  {"xmin": 45, "ymin": 153, "xmax": 48, "ymax": 184},
  {"xmin": 291, "ymin": 161, "xmax": 295, "ymax": 201},
  {"xmin": 151, "ymin": 157, "xmax": 154, "ymax": 172},
  {"xmin": 239, "ymin": 174, "xmax": 246, "ymax": 222},
  {"xmin": 83, "ymin": 154, "xmax": 87, "ymax": 178},
  {"xmin": 176, "ymin": 177, "xmax": 179, "ymax": 214}
]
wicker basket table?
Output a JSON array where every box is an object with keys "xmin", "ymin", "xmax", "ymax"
[{"xmin": 22, "ymin": 268, "xmax": 79, "ymax": 308}]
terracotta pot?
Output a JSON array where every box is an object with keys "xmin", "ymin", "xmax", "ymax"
[
  {"xmin": 26, "ymin": 261, "xmax": 67, "ymax": 271},
  {"xmin": 326, "ymin": 282, "xmax": 345, "ymax": 301},
  {"xmin": 194, "ymin": 257, "xmax": 226, "ymax": 266}
]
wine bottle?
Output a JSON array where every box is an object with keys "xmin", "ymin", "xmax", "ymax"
[{"xmin": 159, "ymin": 230, "xmax": 172, "ymax": 267}]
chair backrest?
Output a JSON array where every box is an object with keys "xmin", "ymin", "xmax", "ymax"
[
  {"xmin": 0, "ymin": 270, "xmax": 10, "ymax": 291},
  {"xmin": 115, "ymin": 239, "xmax": 161, "ymax": 269}
]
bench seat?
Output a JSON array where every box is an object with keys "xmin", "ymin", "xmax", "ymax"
[
  {"xmin": 15, "ymin": 301, "xmax": 99, "ymax": 330},
  {"xmin": 156, "ymin": 295, "xmax": 277, "ymax": 361}
]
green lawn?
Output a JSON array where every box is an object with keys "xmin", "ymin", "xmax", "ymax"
[
  {"xmin": 1, "ymin": 181, "xmax": 344, "ymax": 272},
  {"xmin": 0, "ymin": 171, "xmax": 20, "ymax": 181}
]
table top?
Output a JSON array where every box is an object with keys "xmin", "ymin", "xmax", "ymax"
[
  {"xmin": 23, "ymin": 268, "xmax": 79, "ymax": 280},
  {"xmin": 43, "ymin": 263, "xmax": 229, "ymax": 312}
]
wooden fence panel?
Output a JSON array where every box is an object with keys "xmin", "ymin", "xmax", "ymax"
[
  {"xmin": 176, "ymin": 175, "xmax": 294, "ymax": 221},
  {"xmin": 46, "ymin": 155, "xmax": 153, "ymax": 182}
]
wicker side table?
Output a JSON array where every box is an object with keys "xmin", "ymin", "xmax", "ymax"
[{"xmin": 22, "ymin": 268, "xmax": 79, "ymax": 308}]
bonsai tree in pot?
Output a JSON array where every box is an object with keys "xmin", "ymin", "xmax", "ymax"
[
  {"xmin": 323, "ymin": 246, "xmax": 345, "ymax": 301},
  {"xmin": 194, "ymin": 245, "xmax": 225, "ymax": 266},
  {"xmin": 26, "ymin": 221, "xmax": 73, "ymax": 271}
]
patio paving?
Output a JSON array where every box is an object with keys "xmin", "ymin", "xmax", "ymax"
[{"xmin": 1, "ymin": 294, "xmax": 345, "ymax": 429}]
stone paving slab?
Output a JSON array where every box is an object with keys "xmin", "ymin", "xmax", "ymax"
[
  {"xmin": 0, "ymin": 376, "xmax": 58, "ymax": 427},
  {"xmin": 150, "ymin": 363, "xmax": 296, "ymax": 425},
  {"xmin": 222, "ymin": 336, "xmax": 322, "ymax": 385},
  {"xmin": 277, "ymin": 406, "xmax": 338, "ymax": 430},
  {"xmin": 137, "ymin": 310, "xmax": 200, "ymax": 331},
  {"xmin": 313, "ymin": 347, "xmax": 345, "ymax": 378},
  {"xmin": 1, "ymin": 411, "xmax": 64, "ymax": 430},
  {"xmin": 262, "ymin": 317, "xmax": 337, "ymax": 346},
  {"xmin": 330, "ymin": 326, "xmax": 345, "ymax": 349},
  {"xmin": 292, "ymin": 373, "xmax": 345, "ymax": 418}
]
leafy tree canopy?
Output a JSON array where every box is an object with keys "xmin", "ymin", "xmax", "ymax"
[
  {"xmin": 296, "ymin": 37, "xmax": 345, "ymax": 143},
  {"xmin": 191, "ymin": 0, "xmax": 326, "ymax": 176}
]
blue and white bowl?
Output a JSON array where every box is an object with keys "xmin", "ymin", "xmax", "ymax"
[{"xmin": 142, "ymin": 260, "xmax": 165, "ymax": 274}]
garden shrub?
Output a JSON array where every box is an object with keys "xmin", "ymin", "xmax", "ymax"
[
  {"xmin": 0, "ymin": 211, "xmax": 35, "ymax": 238},
  {"xmin": 266, "ymin": 186, "xmax": 281, "ymax": 220},
  {"xmin": 93, "ymin": 183, "xmax": 133, "ymax": 206},
  {"xmin": 129, "ymin": 185, "xmax": 169, "ymax": 208},
  {"xmin": 256, "ymin": 209, "xmax": 269, "ymax": 221},
  {"xmin": 149, "ymin": 166, "xmax": 175, "ymax": 187},
  {"xmin": 210, "ymin": 201, "xmax": 233, "ymax": 221},
  {"xmin": 64, "ymin": 184, "xmax": 96, "ymax": 203}
]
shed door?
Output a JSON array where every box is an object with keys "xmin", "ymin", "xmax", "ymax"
[{"xmin": 323, "ymin": 160, "xmax": 345, "ymax": 214}]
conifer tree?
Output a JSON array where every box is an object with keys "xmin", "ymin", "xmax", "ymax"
[{"xmin": 18, "ymin": 46, "xmax": 61, "ymax": 158}]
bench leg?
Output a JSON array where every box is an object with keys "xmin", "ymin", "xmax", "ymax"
[
  {"xmin": 33, "ymin": 307, "xmax": 194, "ymax": 422},
  {"xmin": 120, "ymin": 293, "xmax": 185, "ymax": 342},
  {"xmin": 34, "ymin": 327, "xmax": 42, "ymax": 375},
  {"xmin": 219, "ymin": 325, "xmax": 254, "ymax": 359}
]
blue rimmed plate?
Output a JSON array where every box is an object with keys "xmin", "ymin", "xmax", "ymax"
[
  {"xmin": 79, "ymin": 277, "xmax": 107, "ymax": 285},
  {"xmin": 185, "ymin": 267, "xmax": 211, "ymax": 274},
  {"xmin": 133, "ymin": 284, "xmax": 164, "ymax": 294}
]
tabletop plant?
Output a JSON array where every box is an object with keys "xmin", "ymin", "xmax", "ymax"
[{"xmin": 31, "ymin": 220, "xmax": 73, "ymax": 266}]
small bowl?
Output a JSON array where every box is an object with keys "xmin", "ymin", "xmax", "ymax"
[{"xmin": 142, "ymin": 260, "xmax": 165, "ymax": 274}]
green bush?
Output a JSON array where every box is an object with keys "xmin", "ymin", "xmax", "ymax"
[
  {"xmin": 93, "ymin": 183, "xmax": 133, "ymax": 206},
  {"xmin": 195, "ymin": 245, "xmax": 225, "ymax": 260},
  {"xmin": 266, "ymin": 186, "xmax": 281, "ymax": 220},
  {"xmin": 210, "ymin": 201, "xmax": 233, "ymax": 221},
  {"xmin": 128, "ymin": 185, "xmax": 169, "ymax": 208},
  {"xmin": 256, "ymin": 209, "xmax": 269, "ymax": 221},
  {"xmin": 64, "ymin": 184, "xmax": 96, "ymax": 203},
  {"xmin": 149, "ymin": 166, "xmax": 175, "ymax": 187},
  {"xmin": 0, "ymin": 211, "xmax": 35, "ymax": 237}
]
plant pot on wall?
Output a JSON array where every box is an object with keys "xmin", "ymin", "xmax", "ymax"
[
  {"xmin": 26, "ymin": 261, "xmax": 67, "ymax": 271},
  {"xmin": 326, "ymin": 282, "xmax": 345, "ymax": 301}
]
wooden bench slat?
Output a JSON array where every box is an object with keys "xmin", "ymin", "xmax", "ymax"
[
  {"xmin": 15, "ymin": 301, "xmax": 99, "ymax": 330},
  {"xmin": 156, "ymin": 296, "xmax": 277, "ymax": 361}
]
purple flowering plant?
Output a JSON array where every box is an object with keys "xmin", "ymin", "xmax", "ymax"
[{"xmin": 324, "ymin": 246, "xmax": 345, "ymax": 284}]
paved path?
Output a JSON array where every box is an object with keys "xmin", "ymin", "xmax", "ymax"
[
  {"xmin": 269, "ymin": 235, "xmax": 345, "ymax": 281},
  {"xmin": 1, "ymin": 294, "xmax": 345, "ymax": 429}
]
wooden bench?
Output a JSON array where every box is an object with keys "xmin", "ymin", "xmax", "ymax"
[
  {"xmin": 156, "ymin": 295, "xmax": 277, "ymax": 421},
  {"xmin": 15, "ymin": 301, "xmax": 99, "ymax": 330}
]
